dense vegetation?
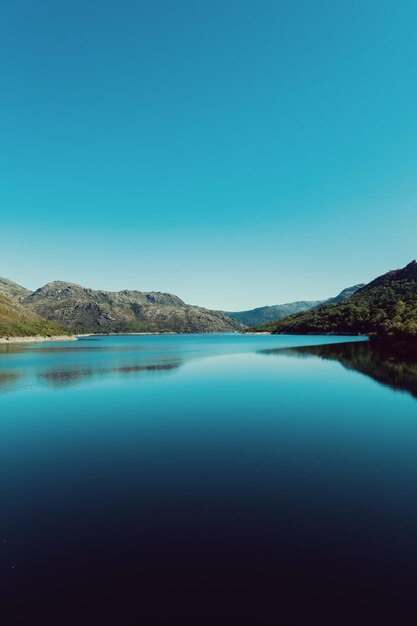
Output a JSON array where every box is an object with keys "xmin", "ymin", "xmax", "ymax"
[
  {"xmin": 0, "ymin": 293, "xmax": 68, "ymax": 338},
  {"xmin": 253, "ymin": 261, "xmax": 417, "ymax": 340}
]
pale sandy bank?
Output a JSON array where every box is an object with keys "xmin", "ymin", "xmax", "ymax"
[{"xmin": 0, "ymin": 335, "xmax": 77, "ymax": 345}]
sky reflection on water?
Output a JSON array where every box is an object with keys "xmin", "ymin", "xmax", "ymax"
[{"xmin": 1, "ymin": 334, "xmax": 417, "ymax": 623}]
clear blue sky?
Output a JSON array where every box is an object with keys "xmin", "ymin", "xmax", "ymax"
[{"xmin": 1, "ymin": 0, "xmax": 416, "ymax": 310}]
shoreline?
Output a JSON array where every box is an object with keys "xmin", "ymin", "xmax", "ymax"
[
  {"xmin": 88, "ymin": 332, "xmax": 179, "ymax": 336},
  {"xmin": 0, "ymin": 331, "xmax": 243, "ymax": 344},
  {"xmin": 79, "ymin": 331, "xmax": 242, "ymax": 337},
  {"xmin": 0, "ymin": 335, "xmax": 77, "ymax": 345}
]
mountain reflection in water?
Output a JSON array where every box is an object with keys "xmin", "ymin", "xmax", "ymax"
[
  {"xmin": 0, "ymin": 359, "xmax": 181, "ymax": 391},
  {"xmin": 0, "ymin": 372, "xmax": 20, "ymax": 391},
  {"xmin": 38, "ymin": 361, "xmax": 181, "ymax": 388},
  {"xmin": 260, "ymin": 340, "xmax": 417, "ymax": 400}
]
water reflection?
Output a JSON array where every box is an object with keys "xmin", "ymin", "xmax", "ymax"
[
  {"xmin": 0, "ymin": 335, "xmax": 372, "ymax": 394},
  {"xmin": 260, "ymin": 341, "xmax": 417, "ymax": 399},
  {"xmin": 39, "ymin": 361, "xmax": 181, "ymax": 388},
  {"xmin": 0, "ymin": 360, "xmax": 182, "ymax": 392},
  {"xmin": 0, "ymin": 371, "xmax": 21, "ymax": 392},
  {"xmin": 0, "ymin": 343, "xmax": 153, "ymax": 354}
]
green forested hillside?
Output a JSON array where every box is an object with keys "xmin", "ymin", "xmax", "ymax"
[
  {"xmin": 254, "ymin": 261, "xmax": 417, "ymax": 339},
  {"xmin": 0, "ymin": 293, "xmax": 68, "ymax": 337}
]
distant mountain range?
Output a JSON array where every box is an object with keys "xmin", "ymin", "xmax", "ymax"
[
  {"xmin": 254, "ymin": 261, "xmax": 417, "ymax": 340},
  {"xmin": 0, "ymin": 277, "xmax": 242, "ymax": 336},
  {"xmin": 223, "ymin": 284, "xmax": 364, "ymax": 327}
]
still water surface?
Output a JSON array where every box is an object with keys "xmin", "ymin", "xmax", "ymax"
[{"xmin": 1, "ymin": 334, "xmax": 417, "ymax": 623}]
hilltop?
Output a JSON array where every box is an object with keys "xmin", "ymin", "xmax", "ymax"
[
  {"xmin": 0, "ymin": 276, "xmax": 31, "ymax": 300},
  {"xmin": 254, "ymin": 261, "xmax": 417, "ymax": 340}
]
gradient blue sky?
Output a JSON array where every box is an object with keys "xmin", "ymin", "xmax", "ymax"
[{"xmin": 1, "ymin": 0, "xmax": 416, "ymax": 310}]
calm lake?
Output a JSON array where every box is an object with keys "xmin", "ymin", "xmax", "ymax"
[{"xmin": 1, "ymin": 334, "xmax": 417, "ymax": 624}]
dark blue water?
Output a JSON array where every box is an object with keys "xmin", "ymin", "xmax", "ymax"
[{"xmin": 1, "ymin": 334, "xmax": 417, "ymax": 624}]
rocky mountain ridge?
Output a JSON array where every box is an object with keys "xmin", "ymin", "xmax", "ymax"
[{"xmin": 14, "ymin": 279, "xmax": 242, "ymax": 334}]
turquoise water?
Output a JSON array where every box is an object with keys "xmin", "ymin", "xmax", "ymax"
[{"xmin": 1, "ymin": 334, "xmax": 417, "ymax": 624}]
